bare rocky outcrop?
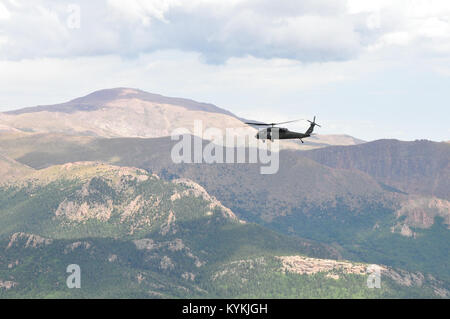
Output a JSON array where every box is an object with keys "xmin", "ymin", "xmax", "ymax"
[
  {"xmin": 277, "ymin": 255, "xmax": 448, "ymax": 296},
  {"xmin": 160, "ymin": 256, "xmax": 175, "ymax": 270},
  {"xmin": 391, "ymin": 223, "xmax": 415, "ymax": 237},
  {"xmin": 172, "ymin": 178, "xmax": 238, "ymax": 221},
  {"xmin": 182, "ymin": 272, "xmax": 196, "ymax": 281},
  {"xmin": 40, "ymin": 163, "xmax": 228, "ymax": 237},
  {"xmin": 19, "ymin": 161, "xmax": 151, "ymax": 188},
  {"xmin": 277, "ymin": 255, "xmax": 368, "ymax": 277},
  {"xmin": 160, "ymin": 210, "xmax": 176, "ymax": 236},
  {"xmin": 0, "ymin": 280, "xmax": 18, "ymax": 290},
  {"xmin": 382, "ymin": 268, "xmax": 424, "ymax": 287},
  {"xmin": 212, "ymin": 258, "xmax": 267, "ymax": 281},
  {"xmin": 64, "ymin": 241, "xmax": 91, "ymax": 254},
  {"xmin": 395, "ymin": 196, "xmax": 450, "ymax": 230},
  {"xmin": 55, "ymin": 199, "xmax": 113, "ymax": 222},
  {"xmin": 134, "ymin": 238, "xmax": 204, "ymax": 269},
  {"xmin": 120, "ymin": 195, "xmax": 145, "ymax": 221},
  {"xmin": 433, "ymin": 287, "xmax": 450, "ymax": 298},
  {"xmin": 167, "ymin": 238, "xmax": 185, "ymax": 252},
  {"xmin": 211, "ymin": 256, "xmax": 448, "ymax": 297},
  {"xmin": 6, "ymin": 161, "xmax": 242, "ymax": 239},
  {"xmin": 133, "ymin": 238, "xmax": 157, "ymax": 250},
  {"xmin": 134, "ymin": 238, "xmax": 188, "ymax": 253},
  {"xmin": 50, "ymin": 166, "xmax": 161, "ymax": 232},
  {"xmin": 6, "ymin": 232, "xmax": 53, "ymax": 250}
]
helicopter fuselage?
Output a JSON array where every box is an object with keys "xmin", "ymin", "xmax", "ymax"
[{"xmin": 255, "ymin": 127, "xmax": 310, "ymax": 140}]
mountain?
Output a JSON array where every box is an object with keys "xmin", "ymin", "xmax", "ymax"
[
  {"xmin": 0, "ymin": 154, "xmax": 33, "ymax": 182},
  {"xmin": 4, "ymin": 88, "xmax": 238, "ymax": 117},
  {"xmin": 0, "ymin": 134, "xmax": 387, "ymax": 222},
  {"xmin": 0, "ymin": 161, "xmax": 446, "ymax": 298},
  {"xmin": 302, "ymin": 139, "xmax": 450, "ymax": 200},
  {"xmin": 0, "ymin": 133, "xmax": 448, "ymax": 284},
  {"xmin": 0, "ymin": 88, "xmax": 247, "ymax": 140},
  {"xmin": 0, "ymin": 161, "xmax": 327, "ymax": 297},
  {"xmin": 4, "ymin": 134, "xmax": 450, "ymax": 279},
  {"xmin": 0, "ymin": 88, "xmax": 363, "ymax": 149},
  {"xmin": 0, "ymin": 89, "xmax": 448, "ymax": 298}
]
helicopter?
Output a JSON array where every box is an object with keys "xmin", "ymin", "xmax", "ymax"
[{"xmin": 245, "ymin": 116, "xmax": 321, "ymax": 143}]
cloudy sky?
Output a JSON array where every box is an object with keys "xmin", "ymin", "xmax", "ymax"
[{"xmin": 0, "ymin": 0, "xmax": 449, "ymax": 141}]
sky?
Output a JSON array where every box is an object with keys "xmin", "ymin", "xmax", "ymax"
[{"xmin": 0, "ymin": 0, "xmax": 449, "ymax": 141}]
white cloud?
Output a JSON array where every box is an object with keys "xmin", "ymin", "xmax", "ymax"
[
  {"xmin": 0, "ymin": 0, "xmax": 369, "ymax": 62},
  {"xmin": 346, "ymin": 0, "xmax": 393, "ymax": 14},
  {"xmin": 107, "ymin": 0, "xmax": 182, "ymax": 24},
  {"xmin": 349, "ymin": 0, "xmax": 450, "ymax": 56},
  {"xmin": 1, "ymin": 0, "xmax": 449, "ymax": 63},
  {"xmin": 0, "ymin": 2, "xmax": 11, "ymax": 20},
  {"xmin": 0, "ymin": 35, "xmax": 7, "ymax": 47}
]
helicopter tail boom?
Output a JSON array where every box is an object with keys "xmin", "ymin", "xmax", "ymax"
[{"xmin": 304, "ymin": 116, "xmax": 321, "ymax": 136}]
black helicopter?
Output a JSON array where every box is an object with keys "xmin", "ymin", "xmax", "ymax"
[{"xmin": 245, "ymin": 116, "xmax": 321, "ymax": 143}]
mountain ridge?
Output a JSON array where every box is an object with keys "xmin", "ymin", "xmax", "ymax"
[
  {"xmin": 1, "ymin": 160, "xmax": 447, "ymax": 298},
  {"xmin": 301, "ymin": 139, "xmax": 450, "ymax": 200},
  {"xmin": 2, "ymin": 133, "xmax": 445, "ymax": 280},
  {"xmin": 3, "ymin": 88, "xmax": 239, "ymax": 118},
  {"xmin": 0, "ymin": 88, "xmax": 364, "ymax": 149}
]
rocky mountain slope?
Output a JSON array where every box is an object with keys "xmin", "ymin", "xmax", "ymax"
[
  {"xmin": 4, "ymin": 88, "xmax": 238, "ymax": 117},
  {"xmin": 0, "ymin": 88, "xmax": 248, "ymax": 140},
  {"xmin": 302, "ymin": 139, "xmax": 450, "ymax": 200},
  {"xmin": 0, "ymin": 154, "xmax": 34, "ymax": 182},
  {"xmin": 0, "ymin": 133, "xmax": 448, "ymax": 284},
  {"xmin": 8, "ymin": 133, "xmax": 446, "ymax": 231},
  {"xmin": 0, "ymin": 161, "xmax": 447, "ymax": 298},
  {"xmin": 0, "ymin": 134, "xmax": 388, "ymax": 222},
  {"xmin": 208, "ymin": 255, "xmax": 448, "ymax": 298},
  {"xmin": 3, "ymin": 234, "xmax": 446, "ymax": 298}
]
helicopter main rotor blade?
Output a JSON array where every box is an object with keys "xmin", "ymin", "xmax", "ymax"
[
  {"xmin": 245, "ymin": 119, "xmax": 304, "ymax": 127},
  {"xmin": 274, "ymin": 119, "xmax": 304, "ymax": 125},
  {"xmin": 244, "ymin": 122, "xmax": 272, "ymax": 126}
]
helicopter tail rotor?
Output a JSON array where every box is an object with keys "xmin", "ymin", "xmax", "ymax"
[
  {"xmin": 304, "ymin": 116, "xmax": 321, "ymax": 135},
  {"xmin": 307, "ymin": 116, "xmax": 321, "ymax": 128}
]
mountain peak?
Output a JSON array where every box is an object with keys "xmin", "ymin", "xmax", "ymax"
[
  {"xmin": 4, "ymin": 87, "xmax": 237, "ymax": 117},
  {"xmin": 0, "ymin": 88, "xmax": 365, "ymax": 148},
  {"xmin": 68, "ymin": 87, "xmax": 146, "ymax": 105}
]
